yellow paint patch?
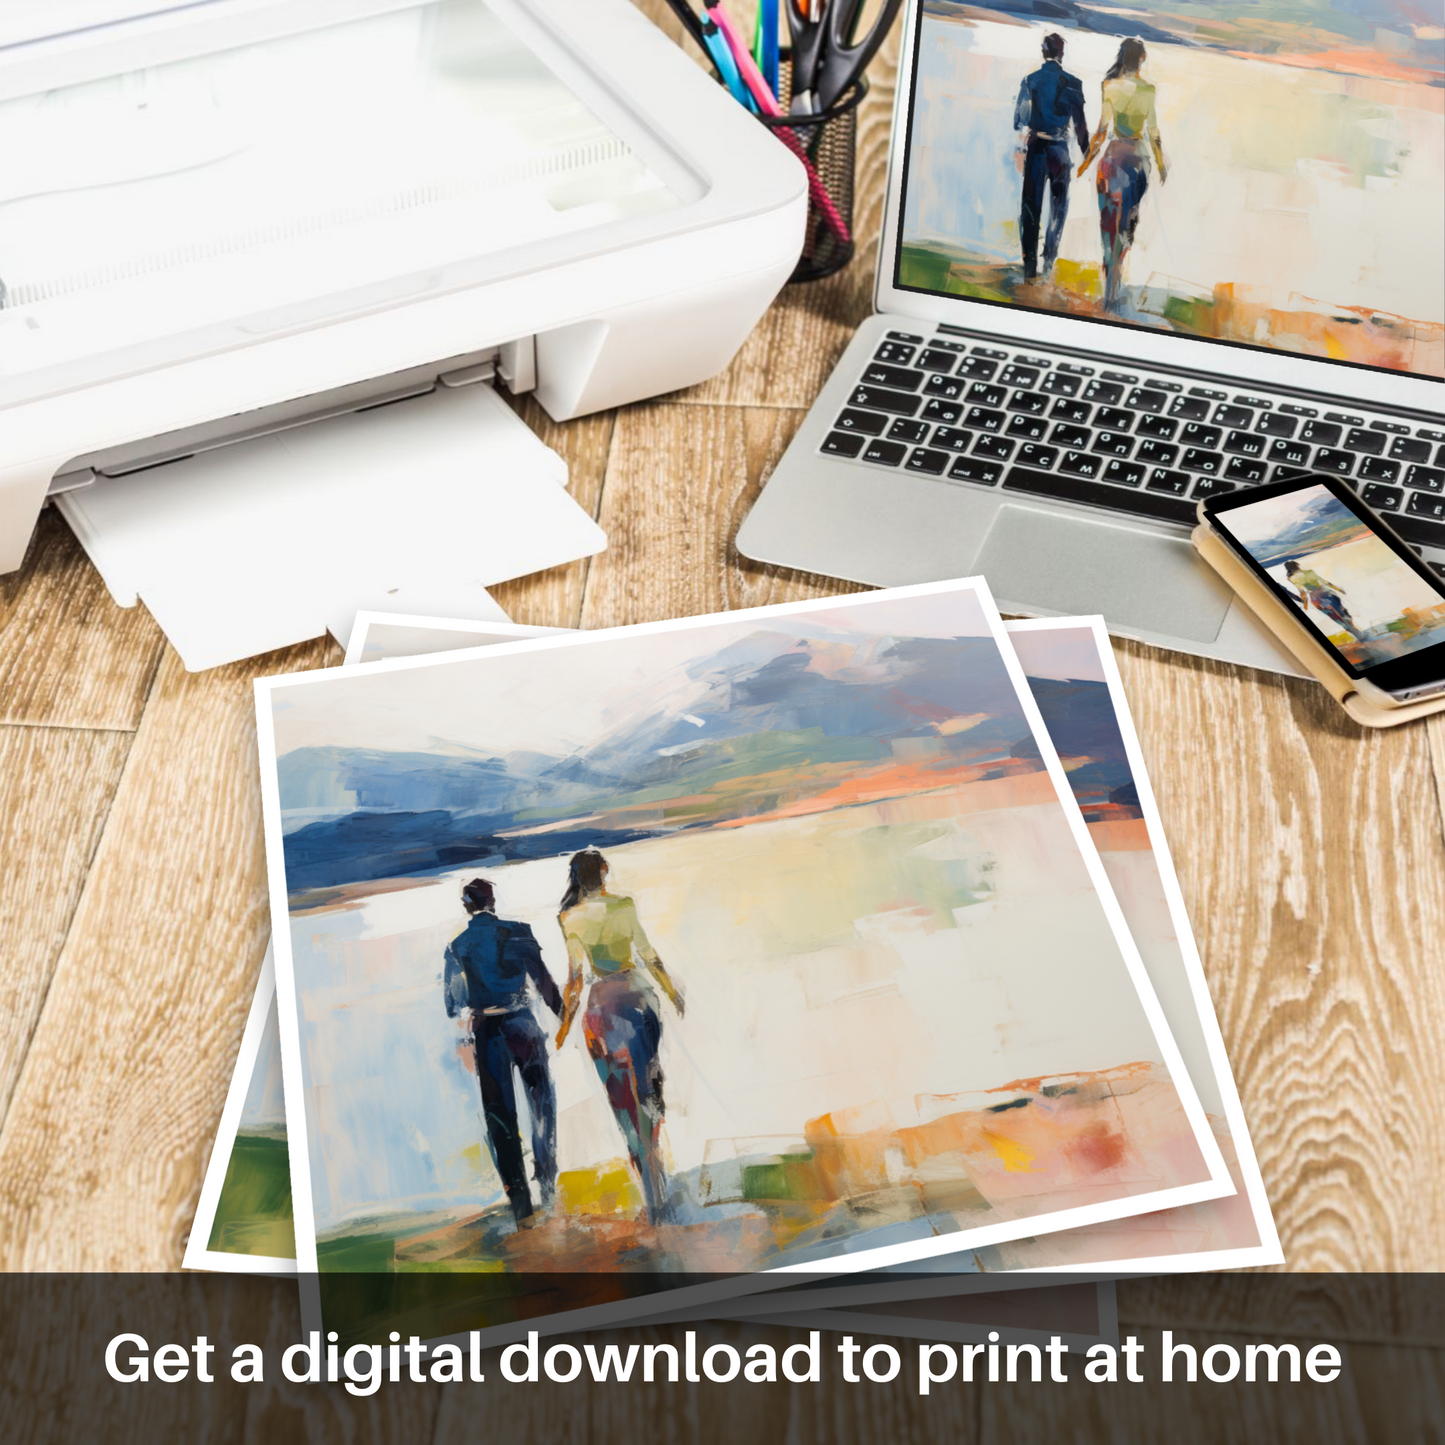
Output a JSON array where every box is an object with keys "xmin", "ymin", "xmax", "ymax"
[
  {"xmin": 460, "ymin": 1142, "xmax": 484, "ymax": 1172},
  {"xmin": 558, "ymin": 1161, "xmax": 643, "ymax": 1218},
  {"xmin": 1054, "ymin": 259, "xmax": 1102, "ymax": 299},
  {"xmin": 982, "ymin": 1128, "xmax": 1039, "ymax": 1173}
]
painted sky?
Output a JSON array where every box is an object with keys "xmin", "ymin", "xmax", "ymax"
[
  {"xmin": 276, "ymin": 607, "xmax": 1035, "ymax": 893},
  {"xmin": 240, "ymin": 992, "xmax": 286, "ymax": 1133},
  {"xmin": 1000, "ymin": 625, "xmax": 1108, "ymax": 684},
  {"xmin": 1222, "ymin": 484, "xmax": 1360, "ymax": 549},
  {"xmin": 1217, "ymin": 484, "xmax": 1427, "ymax": 577},
  {"xmin": 924, "ymin": 0, "xmax": 1445, "ymax": 83},
  {"xmin": 273, "ymin": 598, "xmax": 990, "ymax": 759}
]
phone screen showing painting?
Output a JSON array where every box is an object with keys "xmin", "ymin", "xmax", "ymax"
[{"xmin": 1217, "ymin": 482, "xmax": 1445, "ymax": 671}]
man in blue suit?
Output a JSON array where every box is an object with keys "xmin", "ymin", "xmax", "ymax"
[
  {"xmin": 1014, "ymin": 33, "xmax": 1089, "ymax": 282},
  {"xmin": 444, "ymin": 877, "xmax": 563, "ymax": 1228}
]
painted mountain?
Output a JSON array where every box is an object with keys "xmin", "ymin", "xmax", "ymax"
[
  {"xmin": 1025, "ymin": 675, "xmax": 1139, "ymax": 825},
  {"xmin": 278, "ymin": 631, "xmax": 1063, "ymax": 896},
  {"xmin": 1240, "ymin": 491, "xmax": 1369, "ymax": 568},
  {"xmin": 923, "ymin": 0, "xmax": 1442, "ymax": 86}
]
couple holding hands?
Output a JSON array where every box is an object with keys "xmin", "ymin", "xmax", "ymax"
[
  {"xmin": 1015, "ymin": 31, "xmax": 1169, "ymax": 311},
  {"xmin": 442, "ymin": 850, "xmax": 685, "ymax": 1231}
]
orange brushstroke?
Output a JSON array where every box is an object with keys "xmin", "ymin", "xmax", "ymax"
[
  {"xmin": 514, "ymin": 752, "xmax": 1041, "ymax": 836},
  {"xmin": 1087, "ymin": 816, "xmax": 1153, "ymax": 852},
  {"xmin": 984, "ymin": 1059, "xmax": 1159, "ymax": 1097},
  {"xmin": 897, "ymin": 1061, "xmax": 1196, "ymax": 1205},
  {"xmin": 1226, "ymin": 45, "xmax": 1435, "ymax": 85},
  {"xmin": 804, "ymin": 1103, "xmax": 896, "ymax": 1199},
  {"xmin": 1202, "ymin": 285, "xmax": 1444, "ymax": 377},
  {"xmin": 714, "ymin": 757, "xmax": 1048, "ymax": 829}
]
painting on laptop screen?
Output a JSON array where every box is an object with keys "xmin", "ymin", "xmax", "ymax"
[{"xmin": 897, "ymin": 0, "xmax": 1444, "ymax": 377}]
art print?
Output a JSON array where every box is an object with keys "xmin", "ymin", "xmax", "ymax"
[{"xmin": 257, "ymin": 582, "xmax": 1227, "ymax": 1341}]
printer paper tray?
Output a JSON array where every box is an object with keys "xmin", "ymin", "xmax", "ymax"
[{"xmin": 57, "ymin": 384, "xmax": 604, "ymax": 671}]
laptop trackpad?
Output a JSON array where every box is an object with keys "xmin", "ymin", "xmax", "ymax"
[{"xmin": 975, "ymin": 505, "xmax": 1233, "ymax": 643}]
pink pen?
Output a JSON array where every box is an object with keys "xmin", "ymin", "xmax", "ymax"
[
  {"xmin": 707, "ymin": 2, "xmax": 779, "ymax": 113},
  {"xmin": 705, "ymin": 1, "xmax": 853, "ymax": 247}
]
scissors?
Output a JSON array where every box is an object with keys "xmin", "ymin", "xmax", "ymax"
[{"xmin": 786, "ymin": 0, "xmax": 903, "ymax": 114}]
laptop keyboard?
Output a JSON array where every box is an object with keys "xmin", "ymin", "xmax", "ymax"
[{"xmin": 822, "ymin": 330, "xmax": 1445, "ymax": 570}]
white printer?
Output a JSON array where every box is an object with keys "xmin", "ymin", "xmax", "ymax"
[{"xmin": 0, "ymin": 0, "xmax": 806, "ymax": 665}]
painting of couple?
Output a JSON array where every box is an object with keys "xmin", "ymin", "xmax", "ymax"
[
  {"xmin": 901, "ymin": 1, "xmax": 1439, "ymax": 370},
  {"xmin": 1014, "ymin": 31, "xmax": 1165, "ymax": 309},
  {"xmin": 443, "ymin": 851, "xmax": 684, "ymax": 1231},
  {"xmin": 262, "ymin": 585, "xmax": 1237, "ymax": 1350}
]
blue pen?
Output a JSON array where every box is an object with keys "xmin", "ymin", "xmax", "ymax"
[
  {"xmin": 757, "ymin": 0, "xmax": 779, "ymax": 98},
  {"xmin": 701, "ymin": 14, "xmax": 756, "ymax": 111}
]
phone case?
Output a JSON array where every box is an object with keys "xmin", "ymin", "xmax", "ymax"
[{"xmin": 1192, "ymin": 521, "xmax": 1445, "ymax": 728}]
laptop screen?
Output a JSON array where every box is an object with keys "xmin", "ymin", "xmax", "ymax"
[{"xmin": 893, "ymin": 1, "xmax": 1444, "ymax": 380}]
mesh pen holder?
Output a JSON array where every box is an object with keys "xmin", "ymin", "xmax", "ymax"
[{"xmin": 759, "ymin": 66, "xmax": 867, "ymax": 284}]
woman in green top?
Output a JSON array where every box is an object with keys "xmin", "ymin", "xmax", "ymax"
[
  {"xmin": 1283, "ymin": 559, "xmax": 1363, "ymax": 639},
  {"xmin": 1077, "ymin": 38, "xmax": 1167, "ymax": 312},
  {"xmin": 555, "ymin": 849, "xmax": 685, "ymax": 1224}
]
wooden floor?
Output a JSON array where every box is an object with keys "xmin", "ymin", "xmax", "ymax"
[{"xmin": 0, "ymin": 6, "xmax": 1441, "ymax": 1441}]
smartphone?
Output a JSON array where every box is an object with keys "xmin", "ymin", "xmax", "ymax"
[{"xmin": 1200, "ymin": 473, "xmax": 1445, "ymax": 705}]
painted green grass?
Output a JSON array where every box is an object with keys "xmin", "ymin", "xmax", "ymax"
[
  {"xmin": 899, "ymin": 243, "xmax": 1014, "ymax": 304},
  {"xmin": 898, "ymin": 243, "xmax": 958, "ymax": 292},
  {"xmin": 316, "ymin": 1230, "xmax": 400, "ymax": 1272},
  {"xmin": 207, "ymin": 1131, "xmax": 295, "ymax": 1258},
  {"xmin": 741, "ymin": 1154, "xmax": 829, "ymax": 1202}
]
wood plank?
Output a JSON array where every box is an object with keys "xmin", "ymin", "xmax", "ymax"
[
  {"xmin": 241, "ymin": 1379, "xmax": 443, "ymax": 1445},
  {"xmin": 984, "ymin": 1323, "xmax": 1436, "ymax": 1445},
  {"xmin": 1109, "ymin": 637, "xmax": 1445, "ymax": 1271},
  {"xmin": 0, "ymin": 639, "xmax": 332, "ymax": 1270},
  {"xmin": 0, "ymin": 725, "xmax": 134, "ymax": 1126},
  {"xmin": 429, "ymin": 1322, "xmax": 981, "ymax": 1445},
  {"xmin": 1, "ymin": 1274, "xmax": 442, "ymax": 1445},
  {"xmin": 1425, "ymin": 712, "xmax": 1445, "ymax": 842},
  {"xmin": 0, "ymin": 1275, "xmax": 256, "ymax": 1445},
  {"xmin": 236, "ymin": 1283, "xmax": 444, "ymax": 1445},
  {"xmin": 490, "ymin": 397, "xmax": 614, "ymax": 630},
  {"xmin": 0, "ymin": 508, "xmax": 165, "ymax": 730},
  {"xmin": 1346, "ymin": 1340, "xmax": 1445, "ymax": 1445},
  {"xmin": 579, "ymin": 403, "xmax": 866, "ymax": 631},
  {"xmin": 1111, "ymin": 1274, "xmax": 1445, "ymax": 1349}
]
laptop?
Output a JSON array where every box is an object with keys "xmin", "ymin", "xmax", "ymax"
[{"xmin": 738, "ymin": 0, "xmax": 1444, "ymax": 673}]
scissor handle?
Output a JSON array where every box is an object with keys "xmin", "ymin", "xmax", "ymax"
[
  {"xmin": 814, "ymin": 0, "xmax": 903, "ymax": 109},
  {"xmin": 784, "ymin": 0, "xmax": 830, "ymax": 105}
]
